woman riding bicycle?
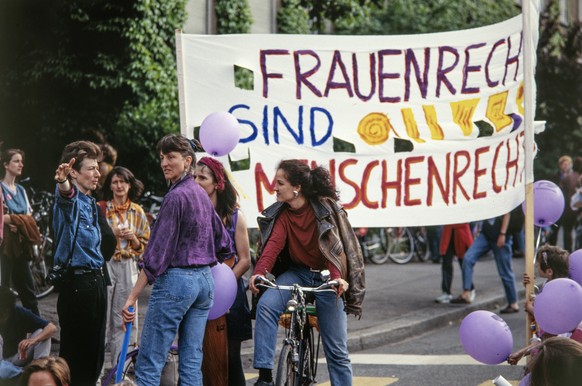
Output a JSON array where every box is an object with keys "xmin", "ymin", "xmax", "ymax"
[{"xmin": 249, "ymin": 159, "xmax": 365, "ymax": 386}]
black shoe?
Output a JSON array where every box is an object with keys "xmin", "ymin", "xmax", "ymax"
[{"xmin": 254, "ymin": 381, "xmax": 274, "ymax": 386}]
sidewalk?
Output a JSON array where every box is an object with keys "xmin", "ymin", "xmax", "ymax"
[{"xmin": 40, "ymin": 253, "xmax": 527, "ymax": 366}]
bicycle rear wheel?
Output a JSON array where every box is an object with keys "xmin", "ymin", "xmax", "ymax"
[
  {"xmin": 275, "ymin": 344, "xmax": 297, "ymax": 386},
  {"xmin": 413, "ymin": 227, "xmax": 431, "ymax": 262},
  {"xmin": 30, "ymin": 235, "xmax": 54, "ymax": 299},
  {"xmin": 386, "ymin": 227, "xmax": 414, "ymax": 264},
  {"xmin": 102, "ymin": 348, "xmax": 139, "ymax": 385}
]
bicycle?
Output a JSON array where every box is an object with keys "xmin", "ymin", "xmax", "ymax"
[
  {"xmin": 5, "ymin": 178, "xmax": 55, "ymax": 299},
  {"xmin": 355, "ymin": 227, "xmax": 390, "ymax": 264},
  {"xmin": 101, "ymin": 344, "xmax": 179, "ymax": 385},
  {"xmin": 385, "ymin": 226, "xmax": 430, "ymax": 265},
  {"xmin": 256, "ymin": 272, "xmax": 338, "ymax": 386}
]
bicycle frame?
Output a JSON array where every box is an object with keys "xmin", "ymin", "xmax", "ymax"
[{"xmin": 257, "ymin": 277, "xmax": 336, "ymax": 386}]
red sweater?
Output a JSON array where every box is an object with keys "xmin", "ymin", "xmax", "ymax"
[{"xmin": 254, "ymin": 202, "xmax": 341, "ymax": 279}]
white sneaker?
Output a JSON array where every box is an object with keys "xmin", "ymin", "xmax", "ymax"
[
  {"xmin": 435, "ymin": 293, "xmax": 453, "ymax": 303},
  {"xmin": 469, "ymin": 289, "xmax": 476, "ymax": 302}
]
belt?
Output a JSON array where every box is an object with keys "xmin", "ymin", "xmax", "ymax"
[{"xmin": 72, "ymin": 268, "xmax": 103, "ymax": 276}]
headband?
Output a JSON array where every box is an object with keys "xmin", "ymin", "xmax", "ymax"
[{"xmin": 199, "ymin": 157, "xmax": 226, "ymax": 192}]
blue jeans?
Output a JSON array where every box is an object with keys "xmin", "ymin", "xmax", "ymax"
[
  {"xmin": 461, "ymin": 233, "xmax": 517, "ymax": 304},
  {"xmin": 136, "ymin": 267, "xmax": 214, "ymax": 386},
  {"xmin": 254, "ymin": 266, "xmax": 352, "ymax": 385}
]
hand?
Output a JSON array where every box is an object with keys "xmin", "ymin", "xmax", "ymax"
[
  {"xmin": 507, "ymin": 350, "xmax": 524, "ymax": 366},
  {"xmin": 249, "ymin": 274, "xmax": 264, "ymax": 294},
  {"xmin": 523, "ymin": 273, "xmax": 532, "ymax": 286},
  {"xmin": 121, "ymin": 299, "xmax": 137, "ymax": 330},
  {"xmin": 55, "ymin": 158, "xmax": 75, "ymax": 183},
  {"xmin": 8, "ymin": 224, "xmax": 17, "ymax": 233},
  {"xmin": 18, "ymin": 337, "xmax": 36, "ymax": 360},
  {"xmin": 496, "ymin": 234, "xmax": 506, "ymax": 248},
  {"xmin": 120, "ymin": 228, "xmax": 135, "ymax": 241},
  {"xmin": 333, "ymin": 278, "xmax": 349, "ymax": 297}
]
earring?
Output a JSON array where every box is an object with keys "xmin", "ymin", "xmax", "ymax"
[{"xmin": 293, "ymin": 190, "xmax": 299, "ymax": 198}]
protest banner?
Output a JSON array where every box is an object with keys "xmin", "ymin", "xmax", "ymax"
[{"xmin": 177, "ymin": 15, "xmax": 537, "ymax": 227}]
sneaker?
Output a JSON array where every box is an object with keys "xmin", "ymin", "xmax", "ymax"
[
  {"xmin": 469, "ymin": 289, "xmax": 476, "ymax": 302},
  {"xmin": 450, "ymin": 295, "xmax": 471, "ymax": 304},
  {"xmin": 435, "ymin": 293, "xmax": 453, "ymax": 303}
]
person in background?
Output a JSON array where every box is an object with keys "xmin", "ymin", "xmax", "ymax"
[
  {"xmin": 121, "ymin": 134, "xmax": 233, "ymax": 386},
  {"xmin": 1, "ymin": 148, "xmax": 41, "ymax": 316},
  {"xmin": 0, "ymin": 287, "xmax": 57, "ymax": 370},
  {"xmin": 249, "ymin": 159, "xmax": 365, "ymax": 386},
  {"xmin": 549, "ymin": 155, "xmax": 576, "ymax": 249},
  {"xmin": 559, "ymin": 156, "xmax": 580, "ymax": 252},
  {"xmin": 98, "ymin": 167, "xmax": 150, "ymax": 371},
  {"xmin": 434, "ymin": 223, "xmax": 473, "ymax": 304},
  {"xmin": 451, "ymin": 212, "xmax": 519, "ymax": 314},
  {"xmin": 426, "ymin": 226, "xmax": 442, "ymax": 264},
  {"xmin": 52, "ymin": 141, "xmax": 107, "ymax": 386},
  {"xmin": 19, "ymin": 356, "xmax": 71, "ymax": 386},
  {"xmin": 195, "ymin": 157, "xmax": 252, "ymax": 386}
]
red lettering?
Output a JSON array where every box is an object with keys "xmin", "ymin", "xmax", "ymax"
[
  {"xmin": 361, "ymin": 161, "xmax": 379, "ymax": 209},
  {"xmin": 255, "ymin": 163, "xmax": 277, "ymax": 212},
  {"xmin": 381, "ymin": 159, "xmax": 402, "ymax": 207},
  {"xmin": 404, "ymin": 156, "xmax": 424, "ymax": 206},
  {"xmin": 338, "ymin": 159, "xmax": 361, "ymax": 209},
  {"xmin": 427, "ymin": 154, "xmax": 450, "ymax": 206},
  {"xmin": 505, "ymin": 138, "xmax": 519, "ymax": 189},
  {"xmin": 492, "ymin": 141, "xmax": 504, "ymax": 193},
  {"xmin": 453, "ymin": 151, "xmax": 471, "ymax": 204},
  {"xmin": 473, "ymin": 146, "xmax": 489, "ymax": 199}
]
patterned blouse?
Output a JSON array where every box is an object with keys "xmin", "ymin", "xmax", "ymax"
[{"xmin": 100, "ymin": 200, "xmax": 150, "ymax": 261}]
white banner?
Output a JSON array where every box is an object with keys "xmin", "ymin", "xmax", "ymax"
[{"xmin": 178, "ymin": 15, "xmax": 534, "ymax": 227}]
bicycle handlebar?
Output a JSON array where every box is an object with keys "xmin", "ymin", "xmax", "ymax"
[{"xmin": 256, "ymin": 276, "xmax": 339, "ymax": 292}]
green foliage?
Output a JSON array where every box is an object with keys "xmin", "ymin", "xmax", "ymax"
[
  {"xmin": 339, "ymin": 0, "xmax": 519, "ymax": 35},
  {"xmin": 534, "ymin": 0, "xmax": 582, "ymax": 179},
  {"xmin": 0, "ymin": 0, "xmax": 186, "ymax": 193},
  {"xmin": 277, "ymin": 0, "xmax": 310, "ymax": 34},
  {"xmin": 215, "ymin": 0, "xmax": 253, "ymax": 34}
]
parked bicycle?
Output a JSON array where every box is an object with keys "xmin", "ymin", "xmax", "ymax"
[
  {"xmin": 256, "ymin": 272, "xmax": 338, "ymax": 386},
  {"xmin": 138, "ymin": 191, "xmax": 164, "ymax": 226},
  {"xmin": 9, "ymin": 178, "xmax": 55, "ymax": 299},
  {"xmin": 356, "ymin": 227, "xmax": 430, "ymax": 265}
]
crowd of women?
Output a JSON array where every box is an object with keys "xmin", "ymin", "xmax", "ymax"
[{"xmin": 1, "ymin": 133, "xmax": 365, "ymax": 386}]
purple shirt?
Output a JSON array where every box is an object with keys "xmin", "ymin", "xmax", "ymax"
[{"xmin": 141, "ymin": 175, "xmax": 233, "ymax": 284}]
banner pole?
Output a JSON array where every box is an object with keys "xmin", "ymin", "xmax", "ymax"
[
  {"xmin": 522, "ymin": 0, "xmax": 537, "ymax": 345},
  {"xmin": 175, "ymin": 29, "xmax": 189, "ymax": 137}
]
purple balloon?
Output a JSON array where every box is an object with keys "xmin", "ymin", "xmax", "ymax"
[
  {"xmin": 569, "ymin": 249, "xmax": 582, "ymax": 287},
  {"xmin": 518, "ymin": 373, "xmax": 531, "ymax": 386},
  {"xmin": 199, "ymin": 112, "xmax": 240, "ymax": 157},
  {"xmin": 521, "ymin": 180, "xmax": 564, "ymax": 227},
  {"xmin": 208, "ymin": 262, "xmax": 237, "ymax": 320},
  {"xmin": 459, "ymin": 310, "xmax": 513, "ymax": 365},
  {"xmin": 534, "ymin": 278, "xmax": 582, "ymax": 335}
]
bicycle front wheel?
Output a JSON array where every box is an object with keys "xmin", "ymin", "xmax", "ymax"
[
  {"xmin": 386, "ymin": 227, "xmax": 414, "ymax": 264},
  {"xmin": 276, "ymin": 344, "xmax": 297, "ymax": 386},
  {"xmin": 31, "ymin": 235, "xmax": 54, "ymax": 299}
]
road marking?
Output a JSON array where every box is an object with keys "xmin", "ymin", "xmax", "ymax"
[
  {"xmin": 319, "ymin": 354, "xmax": 524, "ymax": 366},
  {"xmin": 245, "ymin": 373, "xmax": 398, "ymax": 385}
]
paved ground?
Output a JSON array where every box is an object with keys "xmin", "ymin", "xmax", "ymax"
[{"xmin": 39, "ymin": 251, "xmax": 527, "ymax": 370}]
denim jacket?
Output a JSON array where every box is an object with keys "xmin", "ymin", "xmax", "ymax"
[
  {"xmin": 257, "ymin": 197, "xmax": 365, "ymax": 317},
  {"xmin": 52, "ymin": 185, "xmax": 103, "ymax": 269}
]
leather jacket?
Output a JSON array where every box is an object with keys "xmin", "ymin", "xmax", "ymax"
[{"xmin": 257, "ymin": 197, "xmax": 365, "ymax": 317}]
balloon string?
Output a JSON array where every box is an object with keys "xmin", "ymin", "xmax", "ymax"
[{"xmin": 533, "ymin": 226, "xmax": 543, "ymax": 266}]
